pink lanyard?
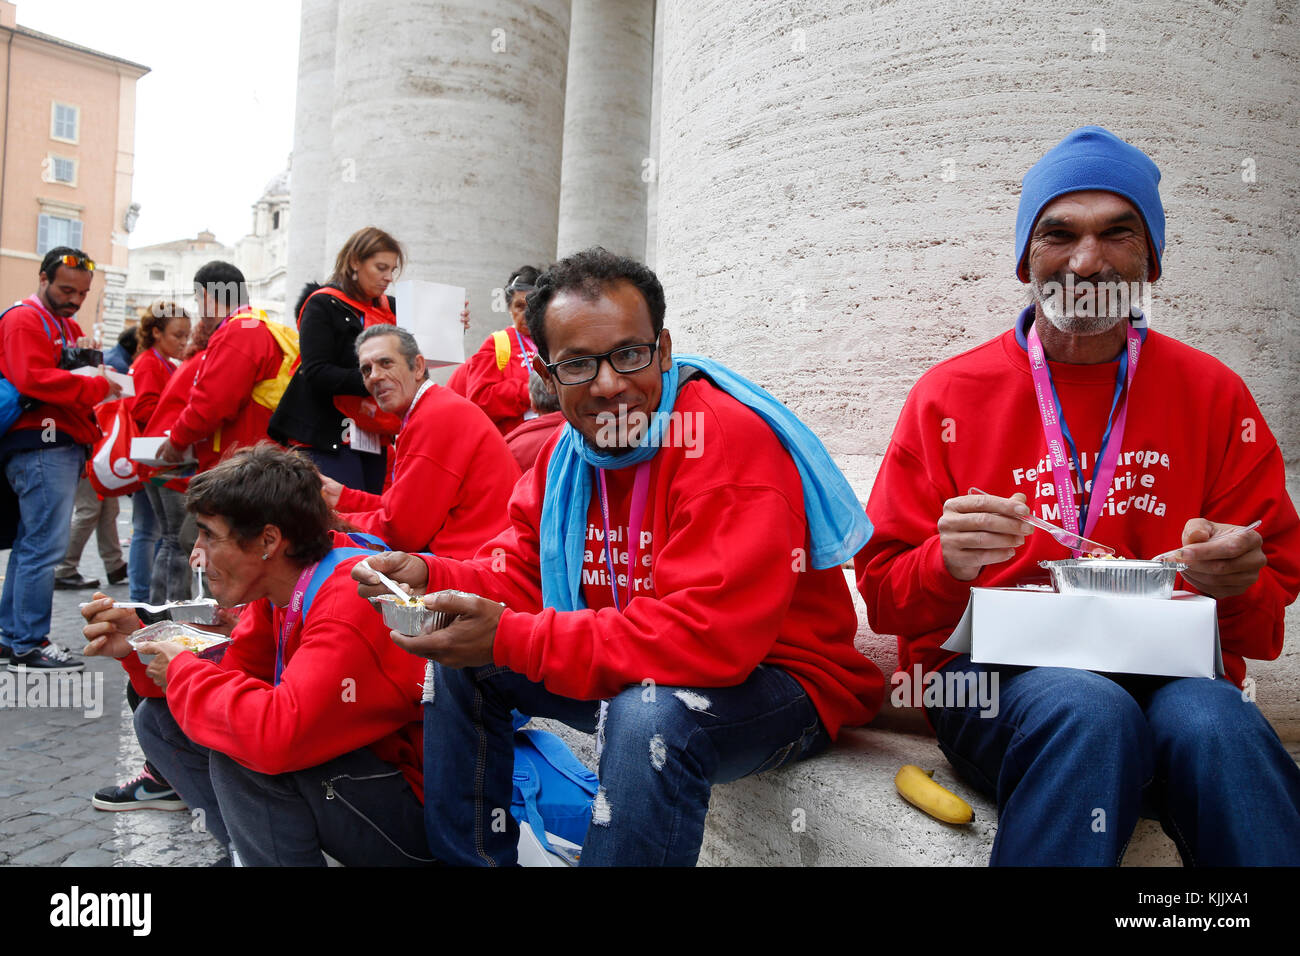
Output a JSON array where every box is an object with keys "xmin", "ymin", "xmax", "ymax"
[
  {"xmin": 152, "ymin": 348, "xmax": 175, "ymax": 377},
  {"xmin": 213, "ymin": 305, "xmax": 254, "ymax": 334},
  {"xmin": 24, "ymin": 295, "xmax": 75, "ymax": 344},
  {"xmin": 274, "ymin": 562, "xmax": 319, "ymax": 686},
  {"xmin": 1026, "ymin": 322, "xmax": 1142, "ymax": 554},
  {"xmin": 595, "ymin": 462, "xmax": 651, "ymax": 610}
]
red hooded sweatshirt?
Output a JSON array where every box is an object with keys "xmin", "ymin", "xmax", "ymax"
[
  {"xmin": 336, "ymin": 383, "xmax": 520, "ymax": 556},
  {"xmin": 855, "ymin": 315, "xmax": 1300, "ymax": 690},
  {"xmin": 167, "ymin": 309, "xmax": 284, "ymax": 471},
  {"xmin": 0, "ymin": 298, "xmax": 109, "ymax": 445},
  {"xmin": 415, "ymin": 378, "xmax": 884, "ymax": 739},
  {"xmin": 129, "ymin": 347, "xmax": 178, "ymax": 430},
  {"xmin": 459, "ymin": 328, "xmax": 532, "ymax": 436},
  {"xmin": 122, "ymin": 536, "xmax": 426, "ymax": 798}
]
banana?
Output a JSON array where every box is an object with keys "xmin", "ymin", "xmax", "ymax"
[{"xmin": 894, "ymin": 764, "xmax": 974, "ymax": 825}]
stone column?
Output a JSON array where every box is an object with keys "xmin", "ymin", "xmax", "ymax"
[
  {"xmin": 286, "ymin": 0, "xmax": 339, "ymax": 306},
  {"xmin": 655, "ymin": 0, "xmax": 1299, "ymax": 713},
  {"xmin": 554, "ymin": 0, "xmax": 655, "ymax": 260},
  {"xmin": 644, "ymin": 0, "xmax": 663, "ymax": 269},
  {"xmin": 326, "ymin": 0, "xmax": 571, "ymax": 348}
]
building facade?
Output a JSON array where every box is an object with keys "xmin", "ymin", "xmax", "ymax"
[
  {"xmin": 124, "ymin": 166, "xmax": 290, "ymax": 326},
  {"xmin": 0, "ymin": 0, "xmax": 147, "ymax": 340}
]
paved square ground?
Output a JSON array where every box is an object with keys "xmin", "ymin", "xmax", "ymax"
[{"xmin": 0, "ymin": 499, "xmax": 222, "ymax": 866}]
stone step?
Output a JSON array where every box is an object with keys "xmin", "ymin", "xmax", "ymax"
[{"xmin": 532, "ymin": 718, "xmax": 1299, "ymax": 867}]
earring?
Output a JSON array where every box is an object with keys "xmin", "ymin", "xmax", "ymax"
[
  {"xmin": 262, "ymin": 553, "xmax": 269, "ymax": 561},
  {"xmin": 350, "ymin": 270, "xmax": 357, "ymax": 280}
]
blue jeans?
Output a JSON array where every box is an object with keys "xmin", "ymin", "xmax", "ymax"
[
  {"xmin": 145, "ymin": 484, "xmax": 191, "ymax": 603},
  {"xmin": 0, "ymin": 445, "xmax": 84, "ymax": 653},
  {"xmin": 128, "ymin": 489, "xmax": 158, "ymax": 602},
  {"xmin": 423, "ymin": 663, "xmax": 829, "ymax": 866},
  {"xmin": 135, "ymin": 697, "xmax": 432, "ymax": 865},
  {"xmin": 928, "ymin": 656, "xmax": 1300, "ymax": 866}
]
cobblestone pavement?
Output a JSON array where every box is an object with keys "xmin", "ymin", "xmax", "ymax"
[{"xmin": 0, "ymin": 500, "xmax": 223, "ymax": 867}]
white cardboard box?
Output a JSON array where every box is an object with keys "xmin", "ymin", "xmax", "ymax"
[
  {"xmin": 391, "ymin": 279, "xmax": 466, "ymax": 367},
  {"xmin": 129, "ymin": 436, "xmax": 196, "ymax": 468},
  {"xmin": 941, "ymin": 587, "xmax": 1223, "ymax": 679}
]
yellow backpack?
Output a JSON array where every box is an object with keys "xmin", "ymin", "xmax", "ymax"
[
  {"xmin": 213, "ymin": 311, "xmax": 300, "ymax": 452},
  {"xmin": 492, "ymin": 329, "xmax": 512, "ymax": 371}
]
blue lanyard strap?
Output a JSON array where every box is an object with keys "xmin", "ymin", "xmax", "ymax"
[{"xmin": 1049, "ymin": 348, "xmax": 1129, "ymax": 528}]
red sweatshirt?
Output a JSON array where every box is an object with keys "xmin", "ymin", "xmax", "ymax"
[
  {"xmin": 0, "ymin": 300, "xmax": 109, "ymax": 444},
  {"xmin": 168, "ymin": 313, "xmax": 284, "ymax": 471},
  {"xmin": 336, "ymin": 383, "xmax": 520, "ymax": 557},
  {"xmin": 855, "ymin": 318, "xmax": 1300, "ymax": 689},
  {"xmin": 505, "ymin": 411, "xmax": 566, "ymax": 472},
  {"xmin": 417, "ymin": 378, "xmax": 884, "ymax": 738},
  {"xmin": 144, "ymin": 352, "xmax": 202, "ymax": 437},
  {"xmin": 129, "ymin": 348, "xmax": 177, "ymax": 430},
  {"xmin": 461, "ymin": 329, "xmax": 532, "ymax": 436},
  {"xmin": 122, "ymin": 540, "xmax": 426, "ymax": 798}
]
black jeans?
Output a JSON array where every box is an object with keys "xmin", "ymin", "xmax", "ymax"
[{"xmin": 134, "ymin": 697, "xmax": 433, "ymax": 866}]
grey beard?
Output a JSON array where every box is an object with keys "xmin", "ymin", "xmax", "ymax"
[{"xmin": 1030, "ymin": 267, "xmax": 1149, "ymax": 335}]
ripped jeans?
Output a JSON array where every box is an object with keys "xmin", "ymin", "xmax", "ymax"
[{"xmin": 423, "ymin": 663, "xmax": 829, "ymax": 866}]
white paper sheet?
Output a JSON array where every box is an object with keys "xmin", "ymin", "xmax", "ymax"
[{"xmin": 391, "ymin": 279, "xmax": 466, "ymax": 367}]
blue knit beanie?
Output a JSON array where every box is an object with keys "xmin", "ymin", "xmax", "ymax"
[{"xmin": 1015, "ymin": 126, "xmax": 1165, "ymax": 282}]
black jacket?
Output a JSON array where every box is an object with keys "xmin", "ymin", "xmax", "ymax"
[{"xmin": 268, "ymin": 282, "xmax": 397, "ymax": 451}]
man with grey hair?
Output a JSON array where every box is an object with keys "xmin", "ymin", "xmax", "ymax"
[{"xmin": 319, "ymin": 325, "xmax": 520, "ymax": 557}]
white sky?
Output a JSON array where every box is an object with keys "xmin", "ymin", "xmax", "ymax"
[{"xmin": 17, "ymin": 0, "xmax": 301, "ymax": 249}]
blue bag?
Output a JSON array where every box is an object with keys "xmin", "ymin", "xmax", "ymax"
[
  {"xmin": 0, "ymin": 304, "xmax": 53, "ymax": 436},
  {"xmin": 299, "ymin": 536, "xmax": 599, "ymax": 860},
  {"xmin": 511, "ymin": 727, "xmax": 599, "ymax": 857}
]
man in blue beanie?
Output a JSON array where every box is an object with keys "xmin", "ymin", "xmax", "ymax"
[{"xmin": 857, "ymin": 126, "xmax": 1300, "ymax": 865}]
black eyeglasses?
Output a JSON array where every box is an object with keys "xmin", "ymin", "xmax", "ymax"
[{"xmin": 545, "ymin": 341, "xmax": 659, "ymax": 386}]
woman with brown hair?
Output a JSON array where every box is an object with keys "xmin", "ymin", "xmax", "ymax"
[
  {"xmin": 124, "ymin": 302, "xmax": 190, "ymax": 603},
  {"xmin": 269, "ymin": 226, "xmax": 404, "ymax": 494}
]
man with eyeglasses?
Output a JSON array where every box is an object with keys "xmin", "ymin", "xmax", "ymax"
[
  {"xmin": 319, "ymin": 324, "xmax": 520, "ymax": 555},
  {"xmin": 450, "ymin": 265, "xmax": 543, "ymax": 436},
  {"xmin": 355, "ymin": 246, "xmax": 884, "ymax": 866},
  {"xmin": 0, "ymin": 247, "xmax": 121, "ymax": 672}
]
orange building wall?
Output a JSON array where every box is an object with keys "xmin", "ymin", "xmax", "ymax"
[{"xmin": 0, "ymin": 7, "xmax": 146, "ymax": 340}]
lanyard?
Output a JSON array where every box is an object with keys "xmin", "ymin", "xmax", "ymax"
[
  {"xmin": 1026, "ymin": 322, "xmax": 1141, "ymax": 554},
  {"xmin": 390, "ymin": 379, "xmax": 434, "ymax": 484},
  {"xmin": 512, "ymin": 328, "xmax": 535, "ymax": 371},
  {"xmin": 214, "ymin": 305, "xmax": 255, "ymax": 334},
  {"xmin": 24, "ymin": 295, "xmax": 76, "ymax": 344},
  {"xmin": 275, "ymin": 561, "xmax": 319, "ymax": 686},
  {"xmin": 152, "ymin": 348, "xmax": 176, "ymax": 377},
  {"xmin": 595, "ymin": 462, "xmax": 651, "ymax": 610}
]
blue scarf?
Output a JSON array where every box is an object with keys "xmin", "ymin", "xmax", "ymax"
[{"xmin": 538, "ymin": 355, "xmax": 872, "ymax": 611}]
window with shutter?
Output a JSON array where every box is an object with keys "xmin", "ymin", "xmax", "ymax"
[{"xmin": 36, "ymin": 214, "xmax": 84, "ymax": 255}]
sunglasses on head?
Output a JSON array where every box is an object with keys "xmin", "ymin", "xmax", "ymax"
[{"xmin": 55, "ymin": 254, "xmax": 95, "ymax": 272}]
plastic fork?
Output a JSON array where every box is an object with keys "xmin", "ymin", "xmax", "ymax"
[
  {"xmin": 360, "ymin": 559, "xmax": 418, "ymax": 604},
  {"xmin": 968, "ymin": 487, "xmax": 1117, "ymax": 556},
  {"xmin": 78, "ymin": 598, "xmax": 215, "ymax": 614},
  {"xmin": 1149, "ymin": 520, "xmax": 1261, "ymax": 562}
]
